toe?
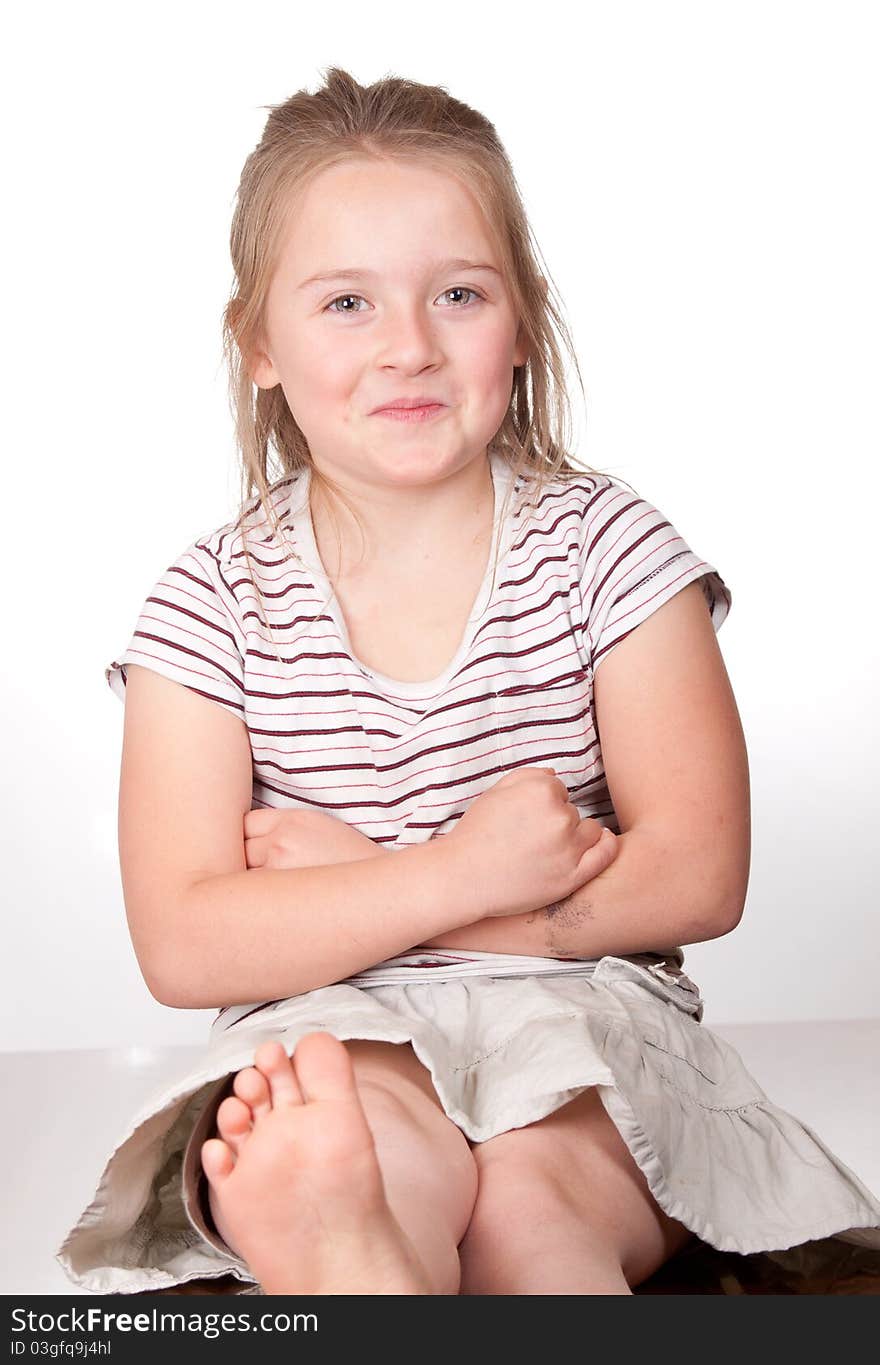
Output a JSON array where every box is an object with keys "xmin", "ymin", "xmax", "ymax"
[
  {"xmin": 253, "ymin": 1040, "xmax": 304, "ymax": 1107},
  {"xmin": 200, "ymin": 1137, "xmax": 234, "ymax": 1186},
  {"xmin": 233, "ymin": 1066, "xmax": 272, "ymax": 1118},
  {"xmin": 291, "ymin": 1031, "xmax": 359, "ymax": 1103},
  {"xmin": 215, "ymin": 1095, "xmax": 253, "ymax": 1155}
]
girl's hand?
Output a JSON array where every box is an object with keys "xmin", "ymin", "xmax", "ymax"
[
  {"xmin": 443, "ymin": 766, "xmax": 618, "ymax": 918},
  {"xmin": 243, "ymin": 807, "xmax": 384, "ymax": 871}
]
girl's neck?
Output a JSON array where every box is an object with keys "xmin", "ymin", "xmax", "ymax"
[{"xmin": 307, "ymin": 455, "xmax": 495, "ymax": 582}]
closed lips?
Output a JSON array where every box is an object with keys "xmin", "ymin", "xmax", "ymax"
[{"xmin": 371, "ymin": 399, "xmax": 447, "ymax": 412}]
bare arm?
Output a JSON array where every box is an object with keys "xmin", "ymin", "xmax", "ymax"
[
  {"xmin": 236, "ymin": 813, "xmax": 731, "ymax": 966},
  {"xmin": 170, "ymin": 842, "xmax": 480, "ymax": 1009},
  {"xmin": 242, "ymin": 808, "xmax": 619, "ymax": 960},
  {"xmin": 421, "ymin": 822, "xmax": 738, "ymax": 959},
  {"xmin": 244, "ymin": 813, "xmax": 730, "ymax": 962},
  {"xmin": 119, "ymin": 665, "xmax": 485, "ymax": 1012}
]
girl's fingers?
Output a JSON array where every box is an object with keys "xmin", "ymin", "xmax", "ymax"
[
  {"xmin": 243, "ymin": 808, "xmax": 278, "ymax": 837},
  {"xmin": 598, "ymin": 828, "xmax": 618, "ymax": 857},
  {"xmin": 578, "ymin": 822, "xmax": 616, "ymax": 854},
  {"xmin": 243, "ymin": 833, "xmax": 270, "ymax": 868},
  {"xmin": 574, "ymin": 828, "xmax": 618, "ymax": 882}
]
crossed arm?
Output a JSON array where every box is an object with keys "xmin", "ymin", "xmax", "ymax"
[
  {"xmin": 242, "ymin": 807, "xmax": 556, "ymax": 956},
  {"xmin": 242, "ymin": 803, "xmax": 742, "ymax": 961}
]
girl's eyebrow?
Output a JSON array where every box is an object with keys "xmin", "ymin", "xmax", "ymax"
[{"xmin": 296, "ymin": 259, "xmax": 501, "ymax": 291}]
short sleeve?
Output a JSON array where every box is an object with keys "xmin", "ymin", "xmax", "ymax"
[
  {"xmin": 581, "ymin": 478, "xmax": 732, "ymax": 673},
  {"xmin": 105, "ymin": 538, "xmax": 246, "ymax": 722}
]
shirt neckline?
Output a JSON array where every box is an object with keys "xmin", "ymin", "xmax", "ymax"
[{"xmin": 287, "ymin": 450, "xmax": 519, "ymax": 700}]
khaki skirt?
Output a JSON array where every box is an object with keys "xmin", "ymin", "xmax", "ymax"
[{"xmin": 55, "ymin": 953, "xmax": 880, "ymax": 1295}]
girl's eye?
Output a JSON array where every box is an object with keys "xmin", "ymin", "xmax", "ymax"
[
  {"xmin": 325, "ymin": 294, "xmax": 367, "ymax": 315},
  {"xmin": 323, "ymin": 286, "xmax": 482, "ymax": 315},
  {"xmin": 439, "ymin": 286, "xmax": 481, "ymax": 308}
]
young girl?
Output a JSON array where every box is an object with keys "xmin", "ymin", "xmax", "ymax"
[{"xmin": 58, "ymin": 67, "xmax": 880, "ymax": 1296}]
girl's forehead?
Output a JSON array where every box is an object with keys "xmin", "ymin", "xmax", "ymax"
[
  {"xmin": 283, "ymin": 160, "xmax": 494, "ymax": 246},
  {"xmin": 269, "ymin": 162, "xmax": 506, "ymax": 295}
]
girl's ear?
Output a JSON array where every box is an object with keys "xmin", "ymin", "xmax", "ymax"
[
  {"xmin": 513, "ymin": 321, "xmax": 530, "ymax": 368},
  {"xmin": 229, "ymin": 301, "xmax": 281, "ymax": 389},
  {"xmin": 248, "ymin": 339, "xmax": 281, "ymax": 390},
  {"xmin": 513, "ymin": 275, "xmax": 547, "ymax": 367}
]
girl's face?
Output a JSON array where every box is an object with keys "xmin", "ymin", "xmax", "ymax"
[{"xmin": 250, "ymin": 158, "xmax": 530, "ymax": 494}]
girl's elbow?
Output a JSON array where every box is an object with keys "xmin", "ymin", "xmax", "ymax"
[
  {"xmin": 143, "ymin": 964, "xmax": 186, "ymax": 1008},
  {"xmin": 701, "ymin": 894, "xmax": 747, "ymax": 941},
  {"xmin": 140, "ymin": 951, "xmax": 202, "ymax": 1009},
  {"xmin": 700, "ymin": 854, "xmax": 750, "ymax": 940}
]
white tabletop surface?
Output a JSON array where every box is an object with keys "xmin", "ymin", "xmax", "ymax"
[{"xmin": 2, "ymin": 1019, "xmax": 878, "ymax": 1295}]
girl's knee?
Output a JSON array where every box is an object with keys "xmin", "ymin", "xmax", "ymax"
[
  {"xmin": 352, "ymin": 1071, "xmax": 480, "ymax": 1244},
  {"xmin": 340, "ymin": 1073, "xmax": 474, "ymax": 1294}
]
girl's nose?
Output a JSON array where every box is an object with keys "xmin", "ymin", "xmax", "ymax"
[{"xmin": 377, "ymin": 306, "xmax": 444, "ymax": 367}]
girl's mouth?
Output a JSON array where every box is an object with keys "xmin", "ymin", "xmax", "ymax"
[{"xmin": 372, "ymin": 404, "xmax": 447, "ymax": 423}]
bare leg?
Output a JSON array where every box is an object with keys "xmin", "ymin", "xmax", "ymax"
[
  {"xmin": 459, "ymin": 1087, "xmax": 693, "ymax": 1295},
  {"xmin": 202, "ymin": 1033, "xmax": 478, "ymax": 1294},
  {"xmin": 460, "ymin": 1196, "xmax": 632, "ymax": 1294}
]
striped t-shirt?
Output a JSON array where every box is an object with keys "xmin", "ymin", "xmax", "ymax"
[{"xmin": 107, "ymin": 450, "xmax": 730, "ymax": 1000}]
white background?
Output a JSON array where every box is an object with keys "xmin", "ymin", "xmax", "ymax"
[{"xmin": 3, "ymin": 0, "xmax": 877, "ymax": 1051}]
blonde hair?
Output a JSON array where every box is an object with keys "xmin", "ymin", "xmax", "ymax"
[{"xmin": 221, "ymin": 66, "xmax": 636, "ymax": 650}]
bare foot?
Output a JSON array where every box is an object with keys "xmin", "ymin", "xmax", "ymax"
[{"xmin": 200, "ymin": 1032, "xmax": 433, "ymax": 1295}]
